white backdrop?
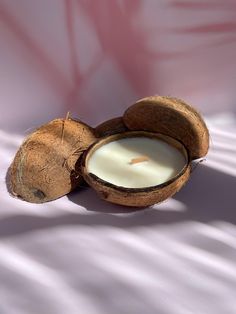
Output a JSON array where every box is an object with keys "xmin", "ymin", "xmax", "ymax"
[{"xmin": 0, "ymin": 1, "xmax": 236, "ymax": 313}]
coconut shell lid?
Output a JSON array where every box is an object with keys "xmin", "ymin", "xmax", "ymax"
[{"xmin": 123, "ymin": 96, "xmax": 209, "ymax": 160}]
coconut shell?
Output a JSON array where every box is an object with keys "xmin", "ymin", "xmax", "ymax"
[
  {"xmin": 81, "ymin": 131, "xmax": 190, "ymax": 207},
  {"xmin": 123, "ymin": 96, "xmax": 209, "ymax": 160},
  {"xmin": 95, "ymin": 117, "xmax": 128, "ymax": 137},
  {"xmin": 10, "ymin": 118, "xmax": 96, "ymax": 203},
  {"xmin": 82, "ymin": 166, "xmax": 190, "ymax": 207}
]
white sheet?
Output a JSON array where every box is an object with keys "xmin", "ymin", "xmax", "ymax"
[
  {"xmin": 0, "ymin": 114, "xmax": 235, "ymax": 314},
  {"xmin": 0, "ymin": 0, "xmax": 236, "ymax": 312}
]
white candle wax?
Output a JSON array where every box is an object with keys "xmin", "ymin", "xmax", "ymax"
[{"xmin": 87, "ymin": 137, "xmax": 186, "ymax": 188}]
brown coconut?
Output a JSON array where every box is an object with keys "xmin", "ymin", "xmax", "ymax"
[
  {"xmin": 123, "ymin": 96, "xmax": 209, "ymax": 160},
  {"xmin": 10, "ymin": 118, "xmax": 96, "ymax": 203},
  {"xmin": 95, "ymin": 117, "xmax": 128, "ymax": 137},
  {"xmin": 81, "ymin": 131, "xmax": 190, "ymax": 207}
]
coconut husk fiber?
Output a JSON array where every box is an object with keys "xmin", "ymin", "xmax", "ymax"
[{"xmin": 10, "ymin": 118, "xmax": 96, "ymax": 203}]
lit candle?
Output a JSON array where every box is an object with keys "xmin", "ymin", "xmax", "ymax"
[{"xmin": 87, "ymin": 133, "xmax": 187, "ymax": 189}]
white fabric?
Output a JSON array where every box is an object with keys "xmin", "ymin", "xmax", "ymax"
[
  {"xmin": 0, "ymin": 114, "xmax": 236, "ymax": 314},
  {"xmin": 0, "ymin": 0, "xmax": 236, "ymax": 312}
]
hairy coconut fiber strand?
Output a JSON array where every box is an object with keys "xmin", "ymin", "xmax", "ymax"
[{"xmin": 10, "ymin": 118, "xmax": 96, "ymax": 203}]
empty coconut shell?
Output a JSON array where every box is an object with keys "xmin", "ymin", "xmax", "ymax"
[
  {"xmin": 123, "ymin": 96, "xmax": 209, "ymax": 160},
  {"xmin": 10, "ymin": 118, "xmax": 96, "ymax": 203},
  {"xmin": 95, "ymin": 117, "xmax": 128, "ymax": 137}
]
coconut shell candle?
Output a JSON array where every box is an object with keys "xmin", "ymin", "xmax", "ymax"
[
  {"xmin": 81, "ymin": 96, "xmax": 209, "ymax": 207},
  {"xmin": 81, "ymin": 131, "xmax": 190, "ymax": 207}
]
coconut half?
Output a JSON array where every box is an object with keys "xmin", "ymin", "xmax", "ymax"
[
  {"xmin": 81, "ymin": 131, "xmax": 190, "ymax": 207},
  {"xmin": 10, "ymin": 118, "xmax": 96, "ymax": 203},
  {"xmin": 95, "ymin": 117, "xmax": 128, "ymax": 137},
  {"xmin": 123, "ymin": 96, "xmax": 209, "ymax": 160}
]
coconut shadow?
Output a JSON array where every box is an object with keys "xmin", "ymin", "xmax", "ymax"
[
  {"xmin": 0, "ymin": 164, "xmax": 235, "ymax": 239},
  {"xmin": 5, "ymin": 166, "xmax": 12, "ymax": 195},
  {"xmin": 68, "ymin": 163, "xmax": 236, "ymax": 221}
]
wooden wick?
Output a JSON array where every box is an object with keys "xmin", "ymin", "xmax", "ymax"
[{"xmin": 129, "ymin": 155, "xmax": 149, "ymax": 165}]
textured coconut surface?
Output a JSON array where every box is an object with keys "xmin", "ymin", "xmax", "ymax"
[
  {"xmin": 10, "ymin": 118, "xmax": 96, "ymax": 203},
  {"xmin": 123, "ymin": 96, "xmax": 209, "ymax": 160}
]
